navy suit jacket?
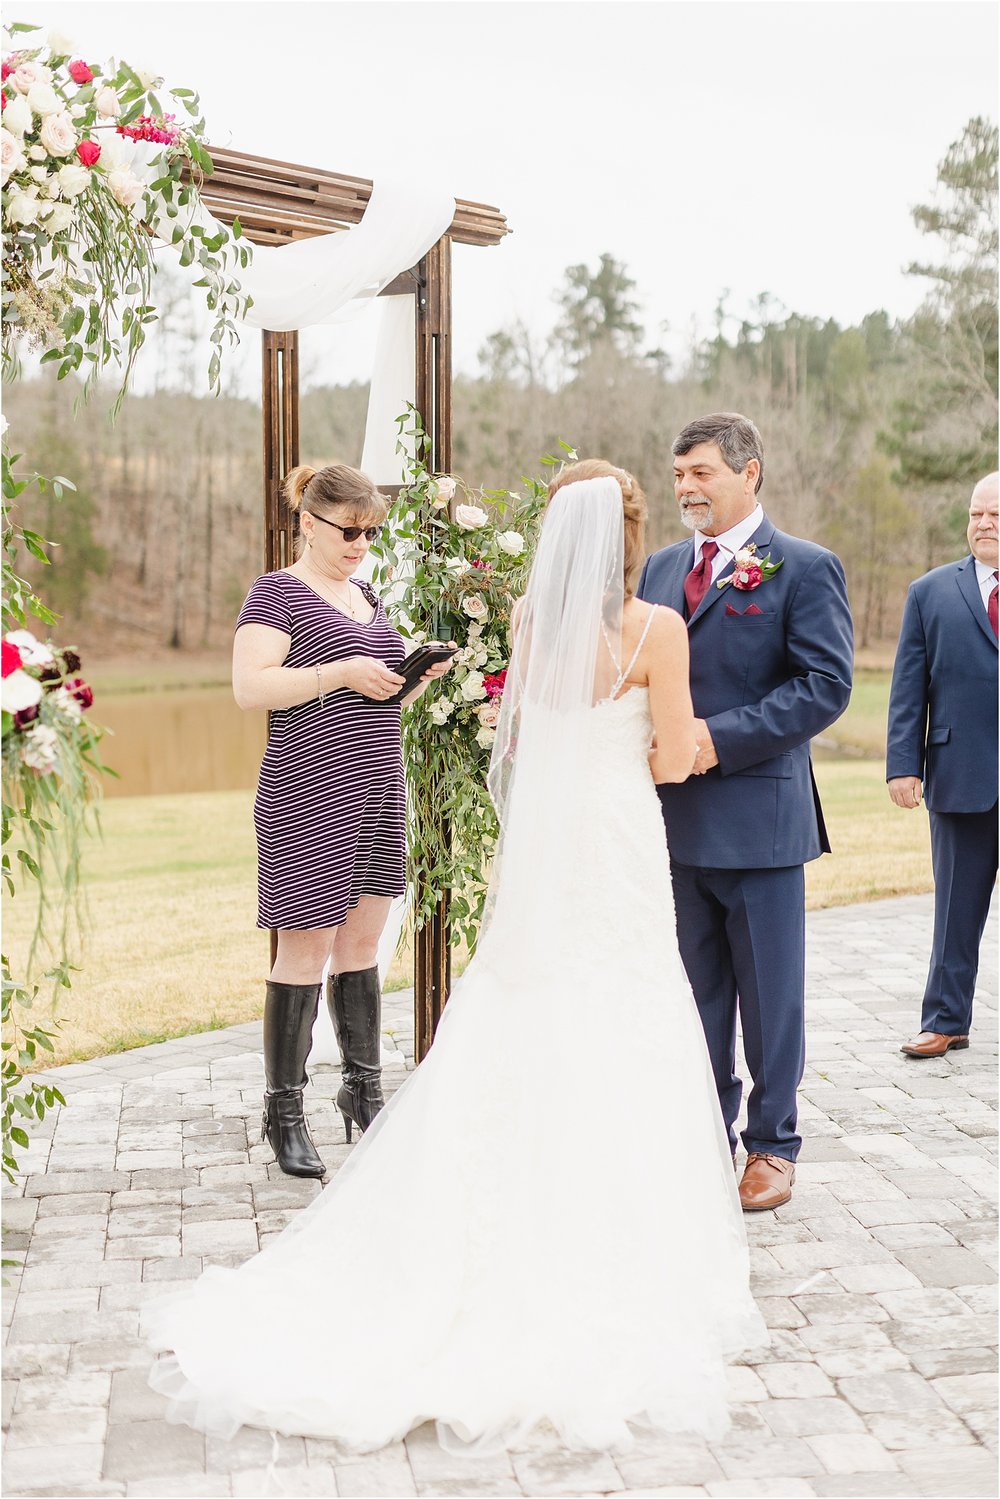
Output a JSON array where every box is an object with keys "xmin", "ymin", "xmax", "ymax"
[
  {"xmin": 637, "ymin": 513, "xmax": 854, "ymax": 869},
  {"xmin": 886, "ymin": 557, "xmax": 999, "ymax": 814}
]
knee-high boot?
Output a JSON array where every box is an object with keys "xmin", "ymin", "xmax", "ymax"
[
  {"xmin": 261, "ymin": 980, "xmax": 326, "ymax": 1179},
  {"xmin": 327, "ymin": 967, "xmax": 385, "ymax": 1143}
]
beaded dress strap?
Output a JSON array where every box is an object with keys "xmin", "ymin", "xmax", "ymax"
[{"xmin": 605, "ymin": 604, "xmax": 657, "ymax": 700}]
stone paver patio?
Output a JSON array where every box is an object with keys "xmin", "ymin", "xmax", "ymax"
[{"xmin": 2, "ymin": 892, "xmax": 997, "ymax": 1499}]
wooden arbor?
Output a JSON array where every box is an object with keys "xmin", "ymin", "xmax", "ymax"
[{"xmin": 200, "ymin": 149, "xmax": 509, "ymax": 1060}]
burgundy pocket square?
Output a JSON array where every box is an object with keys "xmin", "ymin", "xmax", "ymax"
[{"xmin": 725, "ymin": 602, "xmax": 763, "ymax": 616}]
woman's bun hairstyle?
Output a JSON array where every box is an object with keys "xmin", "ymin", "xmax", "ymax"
[{"xmin": 547, "ymin": 458, "xmax": 648, "ymax": 598}]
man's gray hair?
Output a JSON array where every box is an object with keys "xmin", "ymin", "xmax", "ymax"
[{"xmin": 672, "ymin": 412, "xmax": 765, "ymax": 495}]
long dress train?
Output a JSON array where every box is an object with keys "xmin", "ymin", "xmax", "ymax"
[{"xmin": 143, "ymin": 686, "xmax": 766, "ymax": 1453}]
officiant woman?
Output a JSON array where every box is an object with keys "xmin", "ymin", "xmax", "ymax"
[{"xmin": 232, "ymin": 462, "xmax": 454, "ymax": 1181}]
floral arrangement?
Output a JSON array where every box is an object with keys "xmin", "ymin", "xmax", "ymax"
[
  {"xmin": 2, "ymin": 627, "xmax": 97, "ymax": 777},
  {"xmin": 372, "ymin": 413, "xmax": 559, "ymax": 949},
  {"xmin": 716, "ymin": 542, "xmax": 783, "ymax": 592},
  {"xmin": 1, "ymin": 19, "xmax": 251, "ymax": 410}
]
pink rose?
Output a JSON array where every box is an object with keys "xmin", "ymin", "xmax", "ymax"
[
  {"xmin": 107, "ymin": 167, "xmax": 144, "ymax": 208},
  {"xmin": 11, "ymin": 60, "xmax": 49, "ymax": 94},
  {"xmin": 76, "ymin": 138, "xmax": 100, "ymax": 166},
  {"xmin": 477, "ymin": 698, "xmax": 501, "ymax": 729},
  {"xmin": 733, "ymin": 563, "xmax": 763, "ymax": 591},
  {"xmin": 68, "ymin": 60, "xmax": 94, "ymax": 84}
]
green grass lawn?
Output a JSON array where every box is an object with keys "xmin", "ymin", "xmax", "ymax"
[{"xmin": 5, "ymin": 756, "xmax": 931, "ymax": 1069}]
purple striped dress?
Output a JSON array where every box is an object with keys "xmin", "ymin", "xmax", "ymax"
[{"xmin": 236, "ymin": 571, "xmax": 407, "ymax": 930}]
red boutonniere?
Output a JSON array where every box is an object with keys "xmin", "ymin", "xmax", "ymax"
[{"xmin": 716, "ymin": 542, "xmax": 783, "ymax": 592}]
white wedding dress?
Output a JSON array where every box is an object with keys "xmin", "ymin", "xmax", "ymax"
[{"xmin": 143, "ymin": 681, "xmax": 766, "ymax": 1454}]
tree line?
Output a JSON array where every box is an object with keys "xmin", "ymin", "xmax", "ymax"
[{"xmin": 5, "ymin": 116, "xmax": 995, "ymax": 659}]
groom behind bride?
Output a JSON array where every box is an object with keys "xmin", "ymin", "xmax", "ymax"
[{"xmin": 638, "ymin": 413, "xmax": 854, "ymax": 1210}]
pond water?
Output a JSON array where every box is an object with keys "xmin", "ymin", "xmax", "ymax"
[{"xmin": 97, "ymin": 686, "xmax": 266, "ymax": 798}]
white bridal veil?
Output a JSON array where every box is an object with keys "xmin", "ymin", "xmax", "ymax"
[{"xmin": 483, "ymin": 476, "xmax": 626, "ymax": 947}]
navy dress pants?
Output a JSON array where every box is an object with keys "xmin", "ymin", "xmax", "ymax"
[
  {"xmin": 670, "ymin": 862, "xmax": 806, "ymax": 1162},
  {"xmin": 921, "ymin": 805, "xmax": 998, "ymax": 1036}
]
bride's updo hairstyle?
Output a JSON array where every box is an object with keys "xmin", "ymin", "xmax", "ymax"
[
  {"xmin": 283, "ymin": 464, "xmax": 389, "ymax": 558},
  {"xmin": 548, "ymin": 459, "xmax": 648, "ymax": 599}
]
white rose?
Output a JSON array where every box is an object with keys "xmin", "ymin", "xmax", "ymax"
[
  {"xmin": 460, "ymin": 671, "xmax": 487, "ymax": 703},
  {"xmin": 26, "ymin": 80, "xmax": 61, "ymax": 116},
  {"xmin": 93, "ymin": 85, "xmax": 120, "ymax": 119},
  {"xmin": 29, "ymin": 164, "xmax": 51, "ymax": 184},
  {"xmin": 39, "ymin": 200, "xmax": 73, "ymax": 232},
  {"xmin": 496, "ymin": 530, "xmax": 525, "ymax": 557},
  {"xmin": 475, "ymin": 725, "xmax": 496, "ymax": 750},
  {"xmin": 455, "ymin": 504, "xmax": 488, "ymax": 531},
  {"xmin": 6, "ymin": 185, "xmax": 41, "ymax": 224},
  {"xmin": 444, "ymin": 556, "xmax": 469, "ymax": 576},
  {"xmin": 474, "ymin": 646, "xmax": 489, "ymax": 667},
  {"xmin": 428, "ymin": 698, "xmax": 455, "ymax": 726},
  {"xmin": 27, "ymin": 144, "xmax": 46, "ymax": 161},
  {"xmin": 461, "ymin": 594, "xmax": 489, "ymax": 622},
  {"xmin": 432, "ymin": 476, "xmax": 457, "ymax": 507},
  {"xmin": 38, "ymin": 111, "xmax": 77, "ymax": 158},
  {"xmin": 1, "ymin": 127, "xmax": 27, "ymax": 185},
  {"xmin": 134, "ymin": 65, "xmax": 161, "ymax": 89},
  {"xmin": 21, "ymin": 722, "xmax": 59, "ymax": 773},
  {"xmin": 3, "ymin": 92, "xmax": 32, "ymax": 137},
  {"xmin": 11, "ymin": 60, "xmax": 50, "ymax": 94},
  {"xmin": 477, "ymin": 699, "xmax": 501, "ymax": 728},
  {"xmin": 52, "ymin": 686, "xmax": 82, "ymax": 723},
  {"xmin": 466, "ymin": 622, "xmax": 483, "ymax": 641},
  {"xmin": 57, "ymin": 162, "xmax": 90, "ymax": 197},
  {"xmin": 1, "ymin": 668, "xmax": 43, "ymax": 714},
  {"xmin": 46, "ymin": 29, "xmax": 75, "ymax": 57},
  {"xmin": 107, "ymin": 168, "xmax": 144, "ymax": 208},
  {"xmin": 5, "ymin": 630, "xmax": 55, "ymax": 667}
]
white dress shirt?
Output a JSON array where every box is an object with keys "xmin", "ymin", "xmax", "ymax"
[
  {"xmin": 974, "ymin": 557, "xmax": 998, "ymax": 615},
  {"xmin": 694, "ymin": 503, "xmax": 764, "ymax": 585}
]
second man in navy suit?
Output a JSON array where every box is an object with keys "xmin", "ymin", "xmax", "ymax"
[{"xmin": 638, "ymin": 413, "xmax": 853, "ymax": 1210}]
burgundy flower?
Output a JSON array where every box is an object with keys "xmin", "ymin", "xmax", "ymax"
[
  {"xmin": 65, "ymin": 676, "xmax": 94, "ymax": 710},
  {"xmin": 13, "ymin": 704, "xmax": 39, "ymax": 728},
  {"xmin": 38, "ymin": 663, "xmax": 62, "ymax": 686},
  {"xmin": 68, "ymin": 60, "xmax": 95, "ymax": 84},
  {"xmin": 1, "ymin": 639, "xmax": 23, "ymax": 678},
  {"xmin": 61, "ymin": 647, "xmax": 82, "ymax": 673}
]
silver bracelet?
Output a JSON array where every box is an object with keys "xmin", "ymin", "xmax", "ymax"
[{"xmin": 314, "ymin": 663, "xmax": 326, "ymax": 706}]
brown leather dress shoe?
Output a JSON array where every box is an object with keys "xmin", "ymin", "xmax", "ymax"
[
  {"xmin": 739, "ymin": 1152, "xmax": 795, "ymax": 1211},
  {"xmin": 900, "ymin": 1032, "xmax": 970, "ymax": 1058}
]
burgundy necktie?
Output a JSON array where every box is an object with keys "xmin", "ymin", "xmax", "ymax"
[
  {"xmin": 990, "ymin": 571, "xmax": 998, "ymax": 638},
  {"xmin": 684, "ymin": 540, "xmax": 719, "ymax": 619}
]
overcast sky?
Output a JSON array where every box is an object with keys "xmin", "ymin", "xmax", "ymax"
[{"xmin": 19, "ymin": 0, "xmax": 999, "ymax": 387}]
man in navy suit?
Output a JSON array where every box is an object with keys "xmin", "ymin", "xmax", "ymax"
[
  {"xmin": 887, "ymin": 471, "xmax": 999, "ymax": 1057},
  {"xmin": 638, "ymin": 413, "xmax": 853, "ymax": 1210}
]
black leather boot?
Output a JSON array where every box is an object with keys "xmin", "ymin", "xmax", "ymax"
[
  {"xmin": 327, "ymin": 967, "xmax": 385, "ymax": 1143},
  {"xmin": 261, "ymin": 980, "xmax": 326, "ymax": 1178}
]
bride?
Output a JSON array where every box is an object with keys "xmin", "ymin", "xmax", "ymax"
[{"xmin": 143, "ymin": 461, "xmax": 766, "ymax": 1453}]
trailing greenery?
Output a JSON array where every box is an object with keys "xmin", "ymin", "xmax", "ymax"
[{"xmin": 371, "ymin": 410, "xmax": 550, "ymax": 949}]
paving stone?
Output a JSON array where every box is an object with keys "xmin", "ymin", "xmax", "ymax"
[
  {"xmin": 706, "ymin": 1483, "xmax": 818, "ymax": 1497},
  {"xmin": 930, "ymin": 1371, "xmax": 997, "ymax": 1417},
  {"xmin": 141, "ymin": 1256, "xmax": 204, "ymax": 1282},
  {"xmin": 805, "ymin": 1430, "xmax": 901, "ymax": 1475},
  {"xmin": 809, "ymin": 1478, "xmax": 917, "ymax": 1497},
  {"xmin": 127, "ymin": 1477, "xmax": 232, "ymax": 1496},
  {"xmin": 712, "ymin": 1433, "xmax": 826, "ymax": 1479},
  {"xmin": 327, "ymin": 1445, "xmax": 417, "ymax": 1496},
  {"xmin": 14, "ymin": 1371, "xmax": 112, "ymax": 1411},
  {"xmin": 896, "ymin": 1444, "xmax": 1000, "ymax": 1496},
  {"xmin": 18, "ymin": 1261, "xmax": 142, "ymax": 1292},
  {"xmin": 759, "ymin": 1398, "xmax": 866, "ymax": 1437},
  {"xmin": 231, "ymin": 1467, "xmax": 340, "ymax": 1496},
  {"xmin": 895, "ymin": 1246, "xmax": 995, "ymax": 1287},
  {"xmin": 6, "ymin": 1404, "xmax": 107, "ymax": 1447},
  {"xmin": 108, "ymin": 1369, "xmax": 171, "ymax": 1423},
  {"xmin": 616, "ymin": 1440, "xmax": 724, "ymax": 1488},
  {"xmin": 885, "ymin": 1313, "xmax": 997, "ymax": 1355},
  {"xmin": 509, "ymin": 1448, "xmax": 624, "ymax": 1495},
  {"xmin": 909, "ymin": 1347, "xmax": 997, "ymax": 1379},
  {"xmin": 1, "ymin": 1442, "xmax": 105, "ymax": 1489},
  {"xmin": 181, "ymin": 1220, "xmax": 259, "ymax": 1257},
  {"xmin": 102, "ymin": 1419, "xmax": 206, "ymax": 1480},
  {"xmin": 863, "ymin": 1408, "xmax": 980, "ymax": 1450},
  {"xmin": 204, "ymin": 1427, "xmax": 307, "ymax": 1472},
  {"xmin": 759, "ymin": 1364, "xmax": 836, "ymax": 1400}
]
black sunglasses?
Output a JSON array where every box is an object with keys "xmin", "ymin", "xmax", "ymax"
[{"xmin": 311, "ymin": 514, "xmax": 383, "ymax": 543}]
